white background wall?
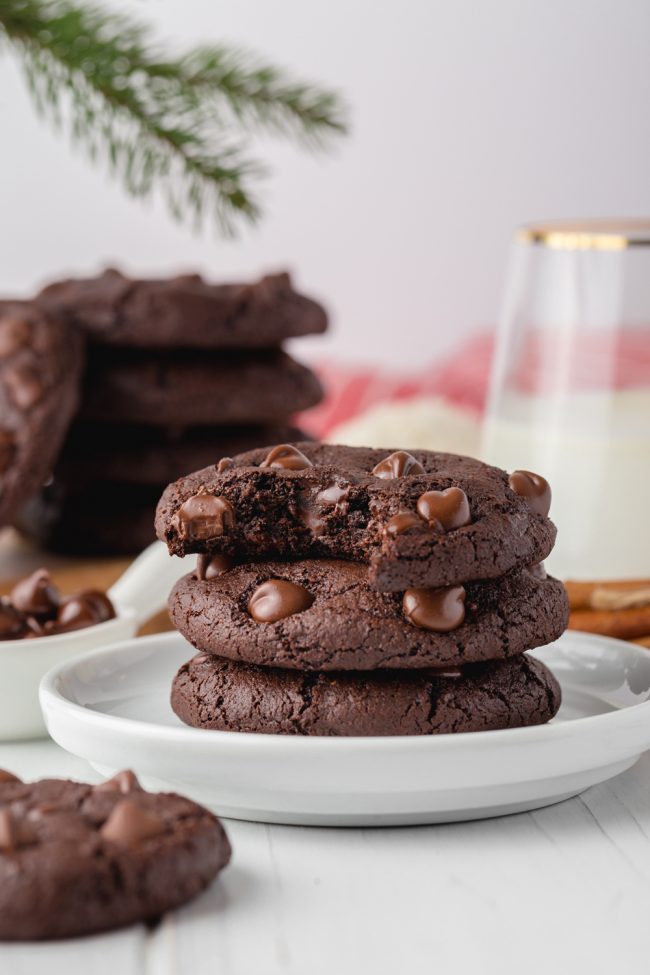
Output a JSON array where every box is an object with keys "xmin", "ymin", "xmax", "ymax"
[{"xmin": 1, "ymin": 0, "xmax": 649, "ymax": 366}]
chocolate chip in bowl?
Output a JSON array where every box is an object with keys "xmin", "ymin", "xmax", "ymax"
[
  {"xmin": 0, "ymin": 542, "xmax": 189, "ymax": 740},
  {"xmin": 1, "ymin": 568, "xmax": 116, "ymax": 640}
]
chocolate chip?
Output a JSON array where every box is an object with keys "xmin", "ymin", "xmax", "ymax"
[
  {"xmin": 0, "ymin": 316, "xmax": 31, "ymax": 357},
  {"xmin": 94, "ymin": 770, "xmax": 142, "ymax": 794},
  {"xmin": 100, "ymin": 800, "xmax": 166, "ymax": 846},
  {"xmin": 176, "ymin": 489, "xmax": 235, "ymax": 542},
  {"xmin": 27, "ymin": 803, "xmax": 60, "ymax": 820},
  {"xmin": 0, "ymin": 769, "xmax": 21, "ymax": 784},
  {"xmin": 315, "ymin": 482, "xmax": 348, "ymax": 505},
  {"xmin": 23, "ymin": 616, "xmax": 46, "ymax": 638},
  {"xmin": 4, "ymin": 367, "xmax": 44, "ymax": 410},
  {"xmin": 260, "ymin": 443, "xmax": 314, "ymax": 471},
  {"xmin": 416, "ymin": 487, "xmax": 471, "ymax": 531},
  {"xmin": 195, "ymin": 554, "xmax": 233, "ymax": 581},
  {"xmin": 508, "ymin": 470, "xmax": 552, "ymax": 517},
  {"xmin": 402, "ymin": 585, "xmax": 466, "ymax": 632},
  {"xmin": 297, "ymin": 498, "xmax": 326, "ymax": 536},
  {"xmin": 216, "ymin": 457, "xmax": 234, "ymax": 472},
  {"xmin": 4, "ymin": 568, "xmax": 116, "ymax": 639},
  {"xmin": 0, "ymin": 600, "xmax": 27, "ymax": 640},
  {"xmin": 0, "ymin": 430, "xmax": 16, "ymax": 474},
  {"xmin": 48, "ymin": 590, "xmax": 116, "ymax": 633},
  {"xmin": 248, "ymin": 579, "xmax": 314, "ymax": 623},
  {"xmin": 371, "ymin": 450, "xmax": 425, "ymax": 479},
  {"xmin": 296, "ymin": 481, "xmax": 349, "ymax": 537},
  {"xmin": 10, "ymin": 568, "xmax": 60, "ymax": 619},
  {"xmin": 384, "ymin": 512, "xmax": 426, "ymax": 536},
  {"xmin": 0, "ymin": 808, "xmax": 37, "ymax": 851}
]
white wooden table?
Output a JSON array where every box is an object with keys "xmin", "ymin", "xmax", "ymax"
[{"xmin": 1, "ymin": 739, "xmax": 650, "ymax": 975}]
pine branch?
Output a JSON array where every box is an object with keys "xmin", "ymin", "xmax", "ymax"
[
  {"xmin": 179, "ymin": 47, "xmax": 347, "ymax": 146},
  {"xmin": 0, "ymin": 0, "xmax": 347, "ymax": 233}
]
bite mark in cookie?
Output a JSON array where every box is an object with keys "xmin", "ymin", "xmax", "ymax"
[{"xmin": 156, "ymin": 443, "xmax": 558, "ymax": 591}]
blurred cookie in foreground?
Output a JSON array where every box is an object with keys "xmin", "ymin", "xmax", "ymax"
[{"xmin": 0, "ymin": 769, "xmax": 230, "ymax": 940}]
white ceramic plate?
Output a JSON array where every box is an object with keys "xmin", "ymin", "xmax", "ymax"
[{"xmin": 40, "ymin": 630, "xmax": 650, "ymax": 826}]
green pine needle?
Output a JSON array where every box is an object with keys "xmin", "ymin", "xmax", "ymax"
[{"xmin": 0, "ymin": 0, "xmax": 348, "ymax": 233}]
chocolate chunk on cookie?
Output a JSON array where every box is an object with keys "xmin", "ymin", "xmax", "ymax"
[
  {"xmin": 81, "ymin": 349, "xmax": 323, "ymax": 425},
  {"xmin": 37, "ymin": 268, "xmax": 327, "ymax": 348},
  {"xmin": 0, "ymin": 770, "xmax": 230, "ymax": 940},
  {"xmin": 169, "ymin": 561, "xmax": 568, "ymax": 670},
  {"xmin": 156, "ymin": 443, "xmax": 557, "ymax": 590},
  {"xmin": 58, "ymin": 421, "xmax": 312, "ymax": 486},
  {"xmin": 0, "ymin": 302, "xmax": 84, "ymax": 526},
  {"xmin": 171, "ymin": 652, "xmax": 562, "ymax": 736}
]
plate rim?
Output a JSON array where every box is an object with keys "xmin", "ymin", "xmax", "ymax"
[{"xmin": 39, "ymin": 629, "xmax": 650, "ymax": 753}]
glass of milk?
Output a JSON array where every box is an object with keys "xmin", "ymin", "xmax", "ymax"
[{"xmin": 482, "ymin": 221, "xmax": 650, "ymax": 581}]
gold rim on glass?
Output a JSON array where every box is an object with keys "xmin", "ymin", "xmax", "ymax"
[{"xmin": 517, "ymin": 220, "xmax": 650, "ymax": 250}]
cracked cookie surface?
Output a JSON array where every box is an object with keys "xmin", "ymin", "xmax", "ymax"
[
  {"xmin": 171, "ymin": 652, "xmax": 562, "ymax": 736},
  {"xmin": 169, "ymin": 561, "xmax": 568, "ymax": 671}
]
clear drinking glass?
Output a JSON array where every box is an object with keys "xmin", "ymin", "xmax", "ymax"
[{"xmin": 482, "ymin": 220, "xmax": 650, "ymax": 581}]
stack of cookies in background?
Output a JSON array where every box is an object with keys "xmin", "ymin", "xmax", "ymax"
[
  {"xmin": 13, "ymin": 269, "xmax": 326, "ymax": 555},
  {"xmin": 156, "ymin": 443, "xmax": 569, "ymax": 736}
]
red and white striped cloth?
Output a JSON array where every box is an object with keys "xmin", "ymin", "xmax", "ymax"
[
  {"xmin": 302, "ymin": 333, "xmax": 492, "ymax": 438},
  {"xmin": 302, "ymin": 328, "xmax": 650, "ymax": 438}
]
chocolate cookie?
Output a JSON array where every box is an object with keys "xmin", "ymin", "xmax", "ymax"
[
  {"xmin": 17, "ymin": 480, "xmax": 158, "ymax": 555},
  {"xmin": 156, "ymin": 443, "xmax": 557, "ymax": 590},
  {"xmin": 0, "ymin": 302, "xmax": 84, "ymax": 526},
  {"xmin": 171, "ymin": 652, "xmax": 562, "ymax": 736},
  {"xmin": 58, "ymin": 421, "xmax": 311, "ymax": 486},
  {"xmin": 81, "ymin": 349, "xmax": 323, "ymax": 425},
  {"xmin": 0, "ymin": 770, "xmax": 230, "ymax": 940},
  {"xmin": 37, "ymin": 268, "xmax": 327, "ymax": 348},
  {"xmin": 170, "ymin": 561, "xmax": 568, "ymax": 670}
]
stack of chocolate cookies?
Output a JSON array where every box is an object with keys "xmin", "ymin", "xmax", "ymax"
[
  {"xmin": 156, "ymin": 443, "xmax": 569, "ymax": 737},
  {"xmin": 11, "ymin": 269, "xmax": 326, "ymax": 554}
]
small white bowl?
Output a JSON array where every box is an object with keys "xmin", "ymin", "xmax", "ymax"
[{"xmin": 0, "ymin": 542, "xmax": 187, "ymax": 740}]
